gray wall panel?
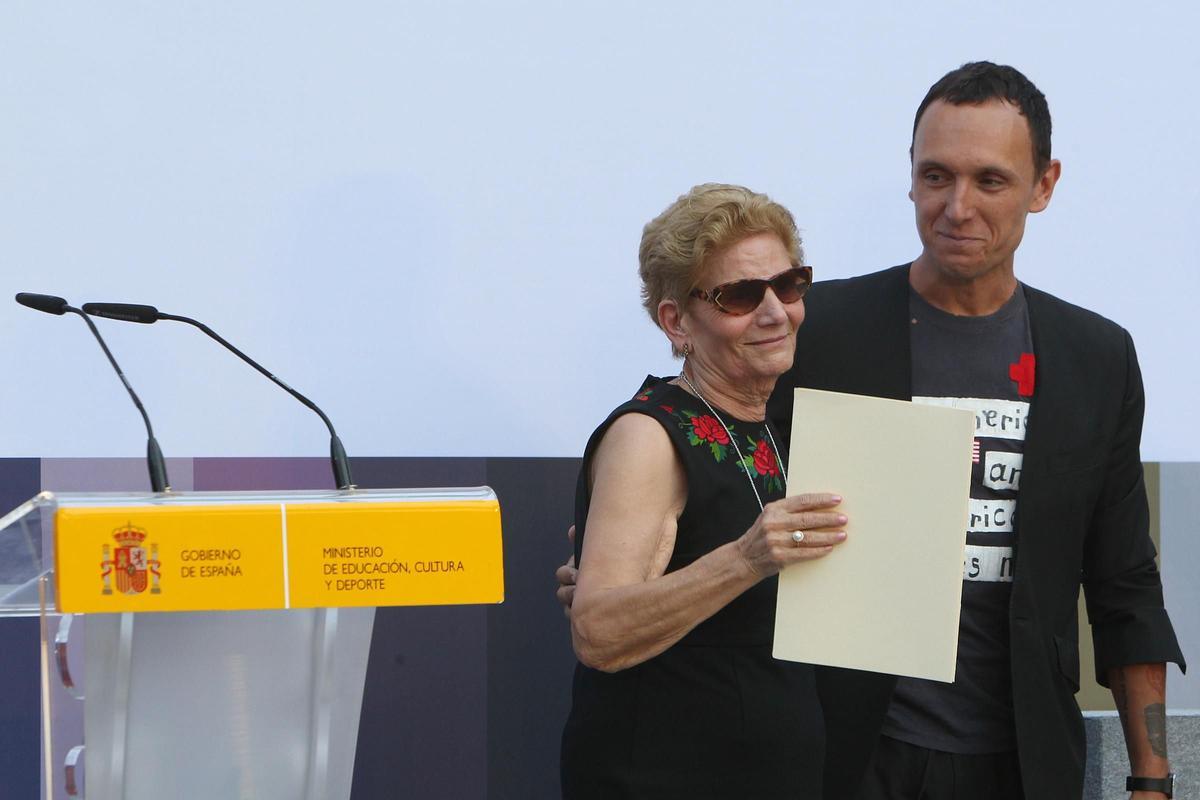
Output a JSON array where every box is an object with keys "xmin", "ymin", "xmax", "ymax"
[{"xmin": 1161, "ymin": 462, "xmax": 1199, "ymax": 709}]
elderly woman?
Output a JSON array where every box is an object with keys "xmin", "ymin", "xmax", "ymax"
[{"xmin": 560, "ymin": 184, "xmax": 848, "ymax": 798}]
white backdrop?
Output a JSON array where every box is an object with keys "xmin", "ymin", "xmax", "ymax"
[{"xmin": 2, "ymin": 2, "xmax": 1197, "ymax": 460}]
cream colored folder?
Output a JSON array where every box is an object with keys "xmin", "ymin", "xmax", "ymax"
[{"xmin": 773, "ymin": 388, "xmax": 974, "ymax": 682}]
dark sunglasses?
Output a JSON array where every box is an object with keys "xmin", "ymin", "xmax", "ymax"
[{"xmin": 689, "ymin": 266, "xmax": 813, "ymax": 316}]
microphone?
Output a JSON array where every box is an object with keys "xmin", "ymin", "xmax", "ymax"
[
  {"xmin": 15, "ymin": 293, "xmax": 170, "ymax": 492},
  {"xmin": 14, "ymin": 292, "xmax": 68, "ymax": 315},
  {"xmin": 83, "ymin": 302, "xmax": 354, "ymax": 490}
]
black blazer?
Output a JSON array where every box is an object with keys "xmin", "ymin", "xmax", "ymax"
[{"xmin": 767, "ymin": 264, "xmax": 1186, "ymax": 800}]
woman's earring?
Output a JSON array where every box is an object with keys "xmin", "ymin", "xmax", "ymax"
[{"xmin": 682, "ymin": 343, "xmax": 691, "ymax": 358}]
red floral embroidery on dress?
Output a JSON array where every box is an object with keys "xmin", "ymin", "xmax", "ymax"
[
  {"xmin": 752, "ymin": 438, "xmax": 780, "ymax": 477},
  {"xmin": 673, "ymin": 409, "xmax": 731, "ymax": 461},
  {"xmin": 664, "ymin": 403, "xmax": 785, "ymax": 494},
  {"xmin": 736, "ymin": 434, "xmax": 785, "ymax": 494},
  {"xmin": 690, "ymin": 415, "xmax": 731, "ymax": 445}
]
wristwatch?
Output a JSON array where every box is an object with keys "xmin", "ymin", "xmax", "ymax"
[{"xmin": 1126, "ymin": 773, "xmax": 1174, "ymax": 797}]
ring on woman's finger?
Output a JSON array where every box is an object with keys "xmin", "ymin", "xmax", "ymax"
[{"xmin": 791, "ymin": 530, "xmax": 806, "ymax": 545}]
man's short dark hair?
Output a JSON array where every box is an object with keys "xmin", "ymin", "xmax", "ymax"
[{"xmin": 912, "ymin": 61, "xmax": 1053, "ymax": 177}]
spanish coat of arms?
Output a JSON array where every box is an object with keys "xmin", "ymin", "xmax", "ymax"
[{"xmin": 100, "ymin": 524, "xmax": 162, "ymax": 595}]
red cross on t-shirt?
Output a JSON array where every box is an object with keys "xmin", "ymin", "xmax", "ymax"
[{"xmin": 1009, "ymin": 353, "xmax": 1036, "ymax": 397}]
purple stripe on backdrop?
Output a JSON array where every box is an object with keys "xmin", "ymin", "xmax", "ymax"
[
  {"xmin": 35, "ymin": 457, "xmax": 496, "ymax": 496},
  {"xmin": 0, "ymin": 458, "xmax": 41, "ymax": 584},
  {"xmin": 192, "ymin": 457, "xmax": 334, "ymax": 491},
  {"xmin": 0, "ymin": 458, "xmax": 39, "ymax": 517},
  {"xmin": 349, "ymin": 456, "xmax": 487, "ymax": 490},
  {"xmin": 335, "ymin": 457, "xmax": 490, "ymax": 799},
  {"xmin": 40, "ymin": 458, "xmax": 195, "ymax": 492},
  {"xmin": 0, "ymin": 456, "xmax": 42, "ymax": 800},
  {"xmin": 483, "ymin": 457, "xmax": 580, "ymax": 799},
  {"xmin": 0, "ymin": 618, "xmax": 40, "ymax": 800},
  {"xmin": 352, "ymin": 605, "xmax": 489, "ymax": 800}
]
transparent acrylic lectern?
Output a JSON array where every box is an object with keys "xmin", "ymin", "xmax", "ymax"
[{"xmin": 0, "ymin": 488, "xmax": 504, "ymax": 800}]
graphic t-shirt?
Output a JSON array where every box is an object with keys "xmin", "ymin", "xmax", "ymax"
[{"xmin": 880, "ymin": 286, "xmax": 1034, "ymax": 754}]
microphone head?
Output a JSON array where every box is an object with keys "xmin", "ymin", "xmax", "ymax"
[
  {"xmin": 15, "ymin": 292, "xmax": 69, "ymax": 315},
  {"xmin": 82, "ymin": 302, "xmax": 160, "ymax": 324}
]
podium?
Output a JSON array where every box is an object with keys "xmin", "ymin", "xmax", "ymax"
[{"xmin": 0, "ymin": 487, "xmax": 504, "ymax": 800}]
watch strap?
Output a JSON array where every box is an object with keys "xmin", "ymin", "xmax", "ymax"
[{"xmin": 1126, "ymin": 773, "xmax": 1174, "ymax": 797}]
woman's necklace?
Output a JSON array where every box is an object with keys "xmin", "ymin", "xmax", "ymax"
[{"xmin": 678, "ymin": 369, "xmax": 787, "ymax": 511}]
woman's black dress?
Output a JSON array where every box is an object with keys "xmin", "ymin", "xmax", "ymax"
[{"xmin": 561, "ymin": 376, "xmax": 823, "ymax": 799}]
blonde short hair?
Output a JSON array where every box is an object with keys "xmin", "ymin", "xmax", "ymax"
[{"xmin": 639, "ymin": 183, "xmax": 803, "ymax": 356}]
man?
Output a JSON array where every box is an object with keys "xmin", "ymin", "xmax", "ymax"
[
  {"xmin": 558, "ymin": 62, "xmax": 1185, "ymax": 799},
  {"xmin": 763, "ymin": 62, "xmax": 1185, "ymax": 800}
]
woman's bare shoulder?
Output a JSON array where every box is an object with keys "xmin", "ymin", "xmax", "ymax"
[{"xmin": 589, "ymin": 411, "xmax": 680, "ymax": 487}]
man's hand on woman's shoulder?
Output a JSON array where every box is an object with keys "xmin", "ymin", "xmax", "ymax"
[{"xmin": 555, "ymin": 525, "xmax": 577, "ymax": 618}]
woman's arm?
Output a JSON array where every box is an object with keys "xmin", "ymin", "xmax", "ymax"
[{"xmin": 570, "ymin": 413, "xmax": 845, "ymax": 672}]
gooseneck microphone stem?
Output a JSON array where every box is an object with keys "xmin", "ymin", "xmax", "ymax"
[
  {"xmin": 14, "ymin": 294, "xmax": 170, "ymax": 492},
  {"xmin": 157, "ymin": 312, "xmax": 354, "ymax": 490},
  {"xmin": 157, "ymin": 313, "xmax": 339, "ymax": 434},
  {"xmin": 81, "ymin": 301, "xmax": 353, "ymax": 490},
  {"xmin": 66, "ymin": 311, "xmax": 171, "ymax": 493}
]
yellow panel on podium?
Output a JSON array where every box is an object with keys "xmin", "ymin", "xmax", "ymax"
[
  {"xmin": 286, "ymin": 500, "xmax": 503, "ymax": 608},
  {"xmin": 52, "ymin": 488, "xmax": 504, "ymax": 613}
]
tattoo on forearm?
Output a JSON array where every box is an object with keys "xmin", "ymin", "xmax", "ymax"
[{"xmin": 1144, "ymin": 703, "xmax": 1168, "ymax": 758}]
